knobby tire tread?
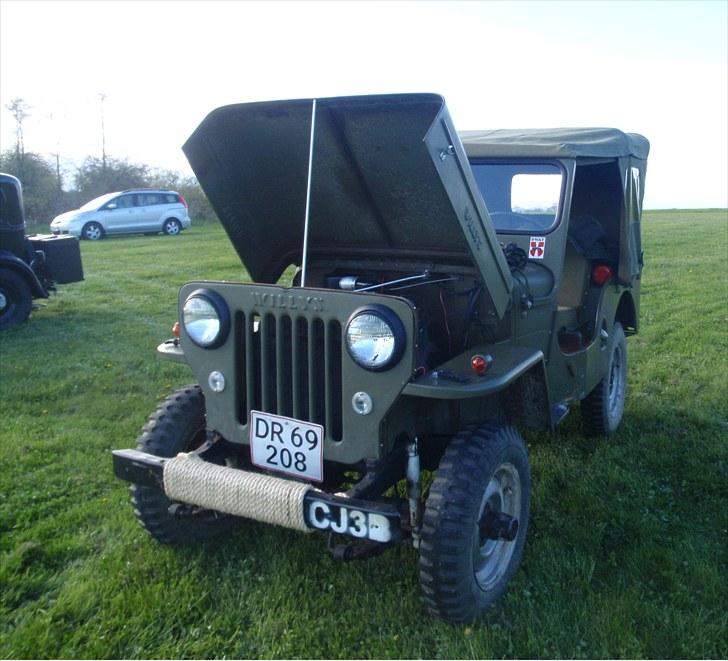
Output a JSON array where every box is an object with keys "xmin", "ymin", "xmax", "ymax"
[
  {"xmin": 129, "ymin": 384, "xmax": 233, "ymax": 545},
  {"xmin": 582, "ymin": 322, "xmax": 626, "ymax": 437},
  {"xmin": 419, "ymin": 424, "xmax": 530, "ymax": 623}
]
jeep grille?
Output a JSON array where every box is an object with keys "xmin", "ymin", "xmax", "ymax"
[{"xmin": 236, "ymin": 312, "xmax": 343, "ymax": 442}]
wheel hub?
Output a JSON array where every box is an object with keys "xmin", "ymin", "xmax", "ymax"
[
  {"xmin": 472, "ymin": 462, "xmax": 522, "ymax": 591},
  {"xmin": 608, "ymin": 343, "xmax": 625, "ymax": 416},
  {"xmin": 0, "ymin": 290, "xmax": 7, "ymax": 312},
  {"xmin": 479, "ymin": 508, "xmax": 519, "ymax": 543}
]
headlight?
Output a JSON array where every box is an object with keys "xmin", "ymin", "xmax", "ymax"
[
  {"xmin": 182, "ymin": 289, "xmax": 230, "ymax": 348},
  {"xmin": 345, "ymin": 306, "xmax": 406, "ymax": 371}
]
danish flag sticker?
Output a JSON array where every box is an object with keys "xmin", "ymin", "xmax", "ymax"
[{"xmin": 529, "ymin": 236, "xmax": 546, "ymax": 259}]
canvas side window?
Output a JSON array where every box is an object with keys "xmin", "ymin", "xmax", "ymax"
[
  {"xmin": 469, "ymin": 162, "xmax": 564, "ymax": 233},
  {"xmin": 629, "ymin": 167, "xmax": 643, "ymax": 272},
  {"xmin": 511, "ymin": 174, "xmax": 562, "ymax": 217},
  {"xmin": 629, "ymin": 167, "xmax": 641, "ymax": 220}
]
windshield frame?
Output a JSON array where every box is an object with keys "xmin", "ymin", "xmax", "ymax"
[{"xmin": 467, "ymin": 158, "xmax": 568, "ymax": 236}]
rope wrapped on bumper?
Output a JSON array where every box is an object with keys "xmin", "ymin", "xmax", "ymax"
[{"xmin": 163, "ymin": 454, "xmax": 313, "ymax": 532}]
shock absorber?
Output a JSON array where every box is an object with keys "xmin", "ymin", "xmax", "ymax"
[{"xmin": 406, "ymin": 437, "xmax": 422, "ymax": 548}]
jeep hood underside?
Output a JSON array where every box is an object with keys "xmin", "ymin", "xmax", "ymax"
[{"xmin": 183, "ymin": 93, "xmax": 512, "ymax": 318}]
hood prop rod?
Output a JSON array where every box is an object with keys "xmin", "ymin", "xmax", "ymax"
[{"xmin": 300, "ymin": 98, "xmax": 317, "ymax": 287}]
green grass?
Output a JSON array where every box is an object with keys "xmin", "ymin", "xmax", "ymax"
[{"xmin": 1, "ymin": 210, "xmax": 727, "ymax": 658}]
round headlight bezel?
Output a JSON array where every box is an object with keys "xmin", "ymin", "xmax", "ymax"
[
  {"xmin": 182, "ymin": 288, "xmax": 230, "ymax": 349},
  {"xmin": 345, "ymin": 305, "xmax": 406, "ymax": 372}
]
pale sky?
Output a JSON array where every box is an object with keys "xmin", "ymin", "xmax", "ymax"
[{"xmin": 1, "ymin": 0, "xmax": 726, "ymax": 209}]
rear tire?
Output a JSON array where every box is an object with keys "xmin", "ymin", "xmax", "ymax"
[
  {"xmin": 82, "ymin": 221, "xmax": 104, "ymax": 241},
  {"xmin": 0, "ymin": 269, "xmax": 33, "ymax": 330},
  {"xmin": 582, "ymin": 321, "xmax": 627, "ymax": 436},
  {"xmin": 163, "ymin": 218, "xmax": 182, "ymax": 235},
  {"xmin": 130, "ymin": 385, "xmax": 234, "ymax": 544},
  {"xmin": 419, "ymin": 424, "xmax": 530, "ymax": 623}
]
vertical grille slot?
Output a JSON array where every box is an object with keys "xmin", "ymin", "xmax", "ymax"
[
  {"xmin": 309, "ymin": 319, "xmax": 326, "ymax": 426},
  {"xmin": 261, "ymin": 313, "xmax": 277, "ymax": 413},
  {"xmin": 292, "ymin": 316, "xmax": 308, "ymax": 420},
  {"xmin": 326, "ymin": 320, "xmax": 343, "ymax": 441},
  {"xmin": 236, "ymin": 312, "xmax": 248, "ymax": 424},
  {"xmin": 247, "ymin": 314, "xmax": 261, "ymax": 414},
  {"xmin": 277, "ymin": 315, "xmax": 293, "ymax": 417}
]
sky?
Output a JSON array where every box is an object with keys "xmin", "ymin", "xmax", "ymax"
[{"xmin": 1, "ymin": 0, "xmax": 726, "ymax": 209}]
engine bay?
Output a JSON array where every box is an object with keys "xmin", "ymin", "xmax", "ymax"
[{"xmin": 301, "ymin": 261, "xmax": 511, "ymax": 371}]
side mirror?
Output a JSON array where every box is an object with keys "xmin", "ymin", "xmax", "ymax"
[
  {"xmin": 0, "ymin": 173, "xmax": 26, "ymax": 227},
  {"xmin": 106, "ymin": 202, "xmax": 117, "ymax": 210}
]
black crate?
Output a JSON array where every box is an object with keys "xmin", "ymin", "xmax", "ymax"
[{"xmin": 28, "ymin": 234, "xmax": 84, "ymax": 284}]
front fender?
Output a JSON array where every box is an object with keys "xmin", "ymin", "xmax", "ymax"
[
  {"xmin": 403, "ymin": 344, "xmax": 544, "ymax": 400},
  {"xmin": 0, "ymin": 251, "xmax": 48, "ymax": 298},
  {"xmin": 403, "ymin": 345, "xmax": 552, "ymax": 429}
]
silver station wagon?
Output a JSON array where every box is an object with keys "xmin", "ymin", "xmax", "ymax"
[{"xmin": 51, "ymin": 189, "xmax": 191, "ymax": 240}]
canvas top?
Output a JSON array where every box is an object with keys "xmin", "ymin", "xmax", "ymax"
[{"xmin": 460, "ymin": 127, "xmax": 649, "ymax": 160}]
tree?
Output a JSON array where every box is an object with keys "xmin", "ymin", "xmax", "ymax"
[
  {"xmin": 6, "ymin": 98, "xmax": 31, "ymax": 176},
  {"xmin": 148, "ymin": 169, "xmax": 217, "ymax": 221},
  {"xmin": 147, "ymin": 168, "xmax": 182, "ymax": 190},
  {"xmin": 0, "ymin": 149, "xmax": 68, "ymax": 223},
  {"xmin": 98, "ymin": 93, "xmax": 108, "ymax": 171},
  {"xmin": 73, "ymin": 156, "xmax": 149, "ymax": 201}
]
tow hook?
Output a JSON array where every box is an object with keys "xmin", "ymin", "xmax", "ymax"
[
  {"xmin": 168, "ymin": 503, "xmax": 229, "ymax": 522},
  {"xmin": 407, "ymin": 436, "xmax": 422, "ymax": 548},
  {"xmin": 326, "ymin": 534, "xmax": 397, "ymax": 562}
]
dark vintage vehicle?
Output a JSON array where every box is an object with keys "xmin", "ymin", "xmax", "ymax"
[
  {"xmin": 112, "ymin": 94, "xmax": 648, "ymax": 623},
  {"xmin": 0, "ymin": 173, "xmax": 84, "ymax": 330}
]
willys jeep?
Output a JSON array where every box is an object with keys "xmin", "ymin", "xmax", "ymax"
[
  {"xmin": 0, "ymin": 173, "xmax": 84, "ymax": 330},
  {"xmin": 112, "ymin": 94, "xmax": 648, "ymax": 623}
]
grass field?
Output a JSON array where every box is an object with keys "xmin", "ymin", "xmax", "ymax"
[{"xmin": 1, "ymin": 210, "xmax": 727, "ymax": 658}]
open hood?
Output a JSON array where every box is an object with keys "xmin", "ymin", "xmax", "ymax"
[{"xmin": 183, "ymin": 93, "xmax": 512, "ymax": 317}]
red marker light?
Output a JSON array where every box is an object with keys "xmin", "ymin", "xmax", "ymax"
[
  {"xmin": 172, "ymin": 321, "xmax": 181, "ymax": 338},
  {"xmin": 471, "ymin": 354, "xmax": 493, "ymax": 375},
  {"xmin": 592, "ymin": 264, "xmax": 614, "ymax": 286}
]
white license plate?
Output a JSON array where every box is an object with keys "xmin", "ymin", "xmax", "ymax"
[{"xmin": 249, "ymin": 410, "xmax": 323, "ymax": 482}]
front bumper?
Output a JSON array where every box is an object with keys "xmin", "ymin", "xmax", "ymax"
[
  {"xmin": 50, "ymin": 226, "xmax": 81, "ymax": 237},
  {"xmin": 112, "ymin": 448, "xmax": 405, "ymax": 544}
]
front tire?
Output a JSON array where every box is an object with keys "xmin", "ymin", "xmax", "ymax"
[
  {"xmin": 130, "ymin": 385, "xmax": 234, "ymax": 544},
  {"xmin": 582, "ymin": 321, "xmax": 627, "ymax": 436},
  {"xmin": 163, "ymin": 218, "xmax": 182, "ymax": 236},
  {"xmin": 82, "ymin": 221, "xmax": 104, "ymax": 241},
  {"xmin": 0, "ymin": 269, "xmax": 33, "ymax": 330},
  {"xmin": 419, "ymin": 424, "xmax": 531, "ymax": 623}
]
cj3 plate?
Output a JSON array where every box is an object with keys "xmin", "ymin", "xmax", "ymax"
[{"xmin": 306, "ymin": 499, "xmax": 394, "ymax": 542}]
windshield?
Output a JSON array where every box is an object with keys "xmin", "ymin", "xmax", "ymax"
[
  {"xmin": 469, "ymin": 162, "xmax": 563, "ymax": 233},
  {"xmin": 79, "ymin": 192, "xmax": 118, "ymax": 211}
]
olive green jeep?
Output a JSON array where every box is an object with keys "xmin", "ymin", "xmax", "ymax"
[{"xmin": 112, "ymin": 94, "xmax": 648, "ymax": 623}]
